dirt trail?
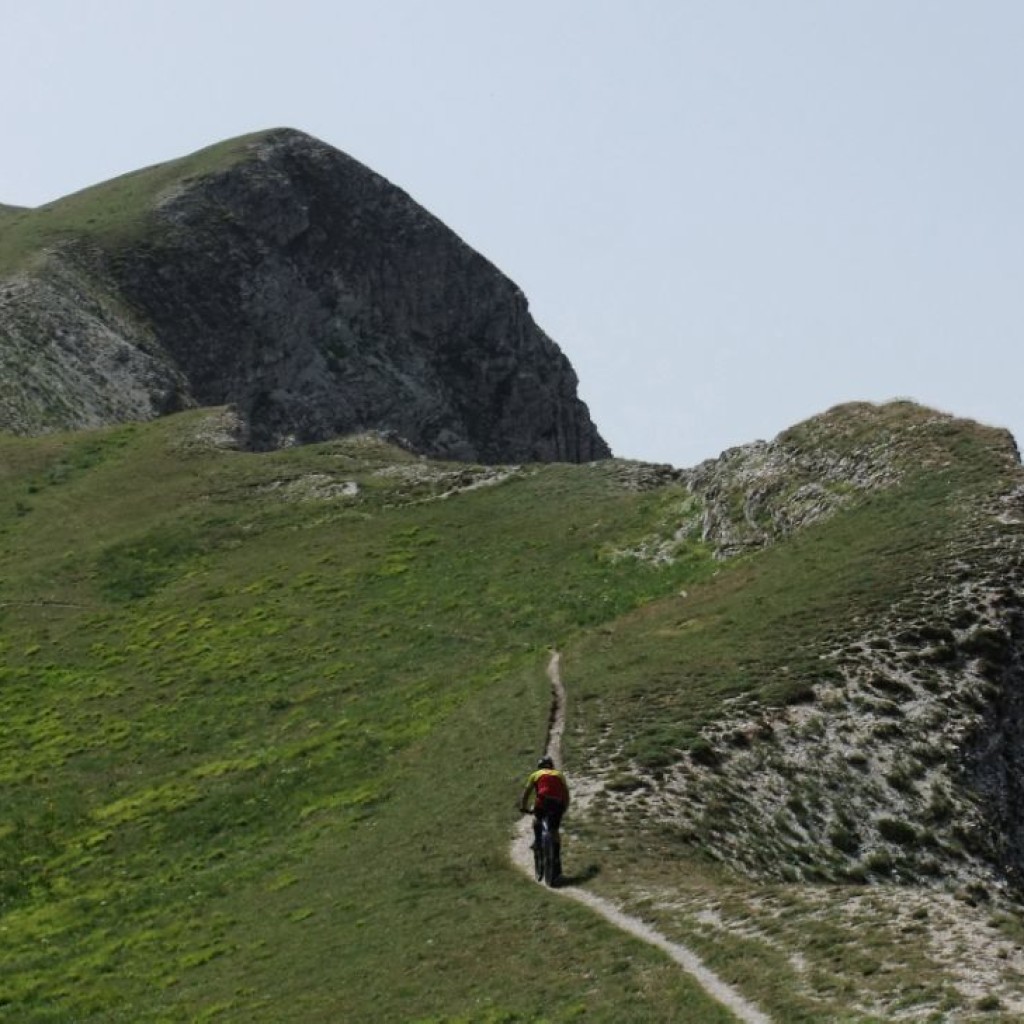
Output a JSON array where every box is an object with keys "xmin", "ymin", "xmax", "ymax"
[{"xmin": 511, "ymin": 651, "xmax": 772, "ymax": 1024}]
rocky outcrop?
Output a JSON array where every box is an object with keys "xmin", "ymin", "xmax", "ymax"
[
  {"xmin": 0, "ymin": 129, "xmax": 609, "ymax": 463},
  {"xmin": 583, "ymin": 402, "xmax": 1024, "ymax": 901},
  {"xmin": 607, "ymin": 402, "xmax": 1008, "ymax": 565},
  {"xmin": 679, "ymin": 401, "xmax": 1020, "ymax": 559},
  {"xmin": 0, "ymin": 265, "xmax": 188, "ymax": 433}
]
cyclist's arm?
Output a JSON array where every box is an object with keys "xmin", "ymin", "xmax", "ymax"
[{"xmin": 519, "ymin": 773, "xmax": 537, "ymax": 812}]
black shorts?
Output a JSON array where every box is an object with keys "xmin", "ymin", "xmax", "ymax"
[{"xmin": 533, "ymin": 796, "xmax": 565, "ymax": 832}]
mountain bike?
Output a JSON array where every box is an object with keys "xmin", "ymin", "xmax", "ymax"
[{"xmin": 532, "ymin": 811, "xmax": 561, "ymax": 887}]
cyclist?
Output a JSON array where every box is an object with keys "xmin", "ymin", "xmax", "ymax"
[{"xmin": 519, "ymin": 755, "xmax": 570, "ymax": 879}]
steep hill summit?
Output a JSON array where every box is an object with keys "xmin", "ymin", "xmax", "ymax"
[{"xmin": 0, "ymin": 129, "xmax": 609, "ymax": 461}]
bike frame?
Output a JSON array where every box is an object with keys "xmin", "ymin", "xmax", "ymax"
[{"xmin": 533, "ymin": 811, "xmax": 560, "ymax": 886}]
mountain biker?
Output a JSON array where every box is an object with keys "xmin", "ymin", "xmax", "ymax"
[{"xmin": 519, "ymin": 755, "xmax": 570, "ymax": 879}]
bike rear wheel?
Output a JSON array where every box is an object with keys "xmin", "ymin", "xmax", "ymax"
[{"xmin": 542, "ymin": 834, "xmax": 557, "ymax": 886}]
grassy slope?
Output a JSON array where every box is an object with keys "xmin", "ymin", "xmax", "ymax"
[
  {"xmin": 0, "ymin": 132, "xmax": 270, "ymax": 275},
  {"xmin": 0, "ymin": 412, "xmax": 734, "ymax": 1023},
  {"xmin": 4, "ymin": 405, "xmax": 1019, "ymax": 1022},
  {"xmin": 563, "ymin": 413, "xmax": 1024, "ymax": 1021}
]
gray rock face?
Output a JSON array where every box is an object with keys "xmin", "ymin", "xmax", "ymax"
[
  {"xmin": 0, "ymin": 266, "xmax": 188, "ymax": 433},
  {"xmin": 0, "ymin": 129, "xmax": 610, "ymax": 462}
]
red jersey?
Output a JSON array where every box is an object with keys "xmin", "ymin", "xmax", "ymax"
[{"xmin": 523, "ymin": 768, "xmax": 570, "ymax": 809}]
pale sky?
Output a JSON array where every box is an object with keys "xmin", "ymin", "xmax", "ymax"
[{"xmin": 2, "ymin": 1, "xmax": 1022, "ymax": 467}]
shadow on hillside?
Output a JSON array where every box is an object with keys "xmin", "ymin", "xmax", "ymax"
[{"xmin": 557, "ymin": 863, "xmax": 601, "ymax": 887}]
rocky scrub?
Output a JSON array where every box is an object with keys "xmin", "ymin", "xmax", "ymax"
[{"xmin": 578, "ymin": 403, "xmax": 1024, "ymax": 909}]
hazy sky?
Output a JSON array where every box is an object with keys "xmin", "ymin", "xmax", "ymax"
[{"xmin": 3, "ymin": 1, "xmax": 1021, "ymax": 467}]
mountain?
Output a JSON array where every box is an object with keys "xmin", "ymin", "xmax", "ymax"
[
  {"xmin": 0, "ymin": 129, "xmax": 609, "ymax": 462},
  {"xmin": 3, "ymin": 398, "xmax": 1024, "ymax": 1021}
]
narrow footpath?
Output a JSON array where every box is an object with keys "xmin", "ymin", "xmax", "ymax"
[{"xmin": 510, "ymin": 651, "xmax": 772, "ymax": 1024}]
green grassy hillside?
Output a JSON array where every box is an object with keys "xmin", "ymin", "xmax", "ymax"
[
  {"xmin": 0, "ymin": 133, "xmax": 267, "ymax": 275},
  {"xmin": 3, "ymin": 402, "xmax": 1022, "ymax": 1022},
  {"xmin": 0, "ymin": 410, "xmax": 730, "ymax": 1022}
]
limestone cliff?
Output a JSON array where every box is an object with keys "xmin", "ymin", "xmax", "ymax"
[{"xmin": 0, "ymin": 129, "xmax": 609, "ymax": 462}]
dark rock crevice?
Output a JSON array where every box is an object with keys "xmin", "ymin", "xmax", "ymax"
[{"xmin": 962, "ymin": 600, "xmax": 1024, "ymax": 891}]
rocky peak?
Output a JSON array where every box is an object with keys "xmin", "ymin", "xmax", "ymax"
[
  {"xmin": 683, "ymin": 401, "xmax": 1020, "ymax": 558},
  {"xmin": 0, "ymin": 129, "xmax": 610, "ymax": 463}
]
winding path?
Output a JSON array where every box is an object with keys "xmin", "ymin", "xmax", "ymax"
[{"xmin": 511, "ymin": 651, "xmax": 772, "ymax": 1024}]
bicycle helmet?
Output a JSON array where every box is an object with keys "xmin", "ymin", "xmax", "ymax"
[{"xmin": 537, "ymin": 755, "xmax": 555, "ymax": 770}]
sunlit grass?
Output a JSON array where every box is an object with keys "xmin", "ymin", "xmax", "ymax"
[{"xmin": 0, "ymin": 410, "xmax": 731, "ymax": 1022}]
